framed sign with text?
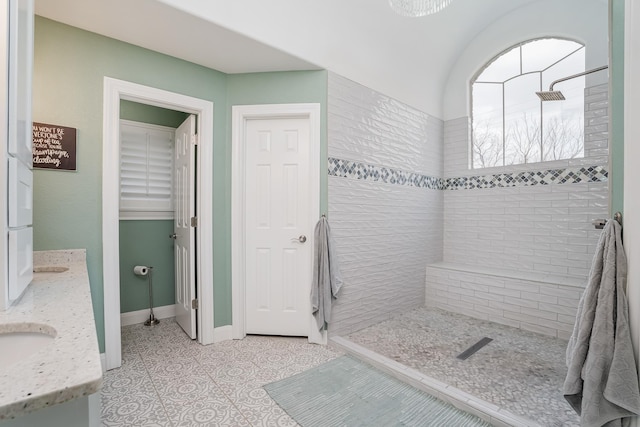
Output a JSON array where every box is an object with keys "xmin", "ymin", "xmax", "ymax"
[{"xmin": 32, "ymin": 122, "xmax": 77, "ymax": 171}]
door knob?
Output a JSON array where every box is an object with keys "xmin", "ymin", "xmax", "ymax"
[
  {"xmin": 169, "ymin": 233, "xmax": 177, "ymax": 239},
  {"xmin": 292, "ymin": 235, "xmax": 307, "ymax": 243}
]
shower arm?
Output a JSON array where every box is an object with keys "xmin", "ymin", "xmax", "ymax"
[{"xmin": 547, "ymin": 65, "xmax": 609, "ymax": 91}]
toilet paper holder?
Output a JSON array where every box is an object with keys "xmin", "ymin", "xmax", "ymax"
[
  {"xmin": 133, "ymin": 265, "xmax": 149, "ymax": 276},
  {"xmin": 134, "ymin": 265, "xmax": 159, "ymax": 326}
]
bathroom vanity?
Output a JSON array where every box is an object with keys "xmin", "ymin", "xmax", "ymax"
[
  {"xmin": 0, "ymin": 250, "xmax": 102, "ymax": 426},
  {"xmin": 0, "ymin": 1, "xmax": 102, "ymax": 424}
]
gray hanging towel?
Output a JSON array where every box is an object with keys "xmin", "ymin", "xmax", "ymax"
[
  {"xmin": 311, "ymin": 216, "xmax": 343, "ymax": 331},
  {"xmin": 564, "ymin": 219, "xmax": 640, "ymax": 427}
]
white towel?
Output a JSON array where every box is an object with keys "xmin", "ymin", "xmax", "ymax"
[
  {"xmin": 310, "ymin": 217, "xmax": 343, "ymax": 331},
  {"xmin": 564, "ymin": 219, "xmax": 640, "ymax": 426}
]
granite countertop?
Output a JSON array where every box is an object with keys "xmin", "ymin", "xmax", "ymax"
[{"xmin": 0, "ymin": 249, "xmax": 103, "ymax": 420}]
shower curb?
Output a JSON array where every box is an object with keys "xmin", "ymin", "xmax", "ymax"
[{"xmin": 329, "ymin": 336, "xmax": 542, "ymax": 427}]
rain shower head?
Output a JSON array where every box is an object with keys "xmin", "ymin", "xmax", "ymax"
[
  {"xmin": 536, "ymin": 91, "xmax": 566, "ymax": 101},
  {"xmin": 536, "ymin": 65, "xmax": 609, "ymax": 102}
]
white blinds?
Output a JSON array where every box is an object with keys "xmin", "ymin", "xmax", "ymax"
[{"xmin": 120, "ymin": 120, "xmax": 174, "ymax": 217}]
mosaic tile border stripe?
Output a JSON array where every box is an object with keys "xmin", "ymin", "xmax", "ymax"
[
  {"xmin": 328, "ymin": 157, "xmax": 608, "ymax": 190},
  {"xmin": 444, "ymin": 165, "xmax": 608, "ymax": 190},
  {"xmin": 328, "ymin": 157, "xmax": 444, "ymax": 190}
]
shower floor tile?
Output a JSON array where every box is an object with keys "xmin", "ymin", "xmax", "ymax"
[{"xmin": 345, "ymin": 306, "xmax": 580, "ymax": 427}]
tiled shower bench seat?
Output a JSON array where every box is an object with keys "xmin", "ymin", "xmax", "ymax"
[{"xmin": 425, "ymin": 262, "xmax": 586, "ymax": 339}]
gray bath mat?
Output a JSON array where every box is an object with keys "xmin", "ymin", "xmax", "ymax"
[{"xmin": 264, "ymin": 355, "xmax": 491, "ymax": 427}]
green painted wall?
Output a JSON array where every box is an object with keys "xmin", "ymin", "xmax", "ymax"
[
  {"xmin": 33, "ymin": 17, "xmax": 229, "ymax": 352},
  {"xmin": 119, "ymin": 220, "xmax": 175, "ymax": 312},
  {"xmin": 610, "ymin": 0, "xmax": 624, "ymax": 215},
  {"xmin": 120, "ymin": 100, "xmax": 189, "ymax": 128},
  {"xmin": 32, "ymin": 17, "xmax": 329, "ymax": 351}
]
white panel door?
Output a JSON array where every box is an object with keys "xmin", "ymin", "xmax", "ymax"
[
  {"xmin": 174, "ymin": 115, "xmax": 196, "ymax": 339},
  {"xmin": 245, "ymin": 117, "xmax": 312, "ymax": 336}
]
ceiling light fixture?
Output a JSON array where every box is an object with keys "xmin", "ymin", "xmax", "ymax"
[{"xmin": 389, "ymin": 0, "xmax": 453, "ymax": 17}]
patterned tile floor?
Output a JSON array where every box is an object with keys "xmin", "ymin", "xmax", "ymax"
[
  {"xmin": 101, "ymin": 318, "xmax": 341, "ymax": 426},
  {"xmin": 345, "ymin": 306, "xmax": 580, "ymax": 427},
  {"xmin": 103, "ymin": 309, "xmax": 580, "ymax": 426}
]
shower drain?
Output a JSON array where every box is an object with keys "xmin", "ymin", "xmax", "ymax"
[{"xmin": 456, "ymin": 337, "xmax": 493, "ymax": 360}]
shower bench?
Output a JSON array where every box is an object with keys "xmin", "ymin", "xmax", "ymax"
[{"xmin": 425, "ymin": 262, "xmax": 585, "ymax": 340}]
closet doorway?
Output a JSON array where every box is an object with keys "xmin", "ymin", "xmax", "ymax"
[
  {"xmin": 102, "ymin": 78, "xmax": 214, "ymax": 370},
  {"xmin": 118, "ymin": 108, "xmax": 197, "ymax": 338}
]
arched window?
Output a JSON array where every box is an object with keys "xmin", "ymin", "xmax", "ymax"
[{"xmin": 471, "ymin": 38, "xmax": 585, "ymax": 168}]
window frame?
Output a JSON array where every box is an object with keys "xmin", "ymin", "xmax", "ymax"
[{"xmin": 470, "ymin": 37, "xmax": 586, "ymax": 170}]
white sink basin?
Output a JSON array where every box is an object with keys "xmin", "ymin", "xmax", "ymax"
[{"xmin": 0, "ymin": 324, "xmax": 56, "ymax": 367}]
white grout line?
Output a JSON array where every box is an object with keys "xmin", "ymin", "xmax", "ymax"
[{"xmin": 329, "ymin": 336, "xmax": 542, "ymax": 427}]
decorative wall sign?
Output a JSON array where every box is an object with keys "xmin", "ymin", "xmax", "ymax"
[{"xmin": 32, "ymin": 122, "xmax": 77, "ymax": 171}]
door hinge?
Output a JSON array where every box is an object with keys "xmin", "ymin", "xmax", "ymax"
[
  {"xmin": 192, "ymin": 299, "xmax": 199, "ymax": 310},
  {"xmin": 191, "ymin": 134, "xmax": 198, "ymax": 146},
  {"xmin": 190, "ymin": 216, "xmax": 198, "ymax": 227}
]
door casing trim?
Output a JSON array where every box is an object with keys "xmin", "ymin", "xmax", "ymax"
[
  {"xmin": 102, "ymin": 77, "xmax": 215, "ymax": 370},
  {"xmin": 231, "ymin": 103, "xmax": 325, "ymax": 344}
]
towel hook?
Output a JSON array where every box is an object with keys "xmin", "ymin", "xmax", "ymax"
[
  {"xmin": 592, "ymin": 212, "xmax": 623, "ymax": 230},
  {"xmin": 614, "ymin": 211, "xmax": 622, "ymax": 226}
]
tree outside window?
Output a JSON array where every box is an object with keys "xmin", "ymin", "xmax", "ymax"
[{"xmin": 471, "ymin": 38, "xmax": 585, "ymax": 169}]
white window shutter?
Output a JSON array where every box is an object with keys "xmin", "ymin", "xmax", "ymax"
[{"xmin": 119, "ymin": 120, "xmax": 174, "ymax": 219}]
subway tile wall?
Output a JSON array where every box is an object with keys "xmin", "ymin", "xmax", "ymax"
[
  {"xmin": 425, "ymin": 263, "xmax": 582, "ymax": 339},
  {"xmin": 327, "ymin": 74, "xmax": 608, "ymax": 338},
  {"xmin": 443, "ymin": 117, "xmax": 470, "ymax": 178},
  {"xmin": 584, "ymin": 84, "xmax": 610, "ymax": 161},
  {"xmin": 443, "ymin": 181, "xmax": 607, "ymax": 276},
  {"xmin": 328, "ymin": 73, "xmax": 443, "ymax": 177},
  {"xmin": 441, "ymin": 84, "xmax": 609, "ymax": 279},
  {"xmin": 429, "ymin": 84, "xmax": 610, "ymax": 336},
  {"xmin": 327, "ymin": 73, "xmax": 444, "ymax": 337}
]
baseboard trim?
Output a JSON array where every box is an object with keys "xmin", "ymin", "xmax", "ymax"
[
  {"xmin": 213, "ymin": 325, "xmax": 232, "ymax": 343},
  {"xmin": 120, "ymin": 304, "xmax": 176, "ymax": 327},
  {"xmin": 120, "ymin": 307, "xmax": 232, "ymax": 344}
]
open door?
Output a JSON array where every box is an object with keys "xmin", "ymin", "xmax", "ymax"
[{"xmin": 173, "ymin": 115, "xmax": 197, "ymax": 339}]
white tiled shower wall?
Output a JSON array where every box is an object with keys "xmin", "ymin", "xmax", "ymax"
[
  {"xmin": 326, "ymin": 75, "xmax": 608, "ymax": 339},
  {"xmin": 425, "ymin": 264, "xmax": 584, "ymax": 338},
  {"xmin": 427, "ymin": 84, "xmax": 609, "ymax": 338},
  {"xmin": 327, "ymin": 73, "xmax": 444, "ymax": 336}
]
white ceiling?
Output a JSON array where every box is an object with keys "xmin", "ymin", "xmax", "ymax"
[{"xmin": 34, "ymin": 0, "xmax": 601, "ymax": 118}]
